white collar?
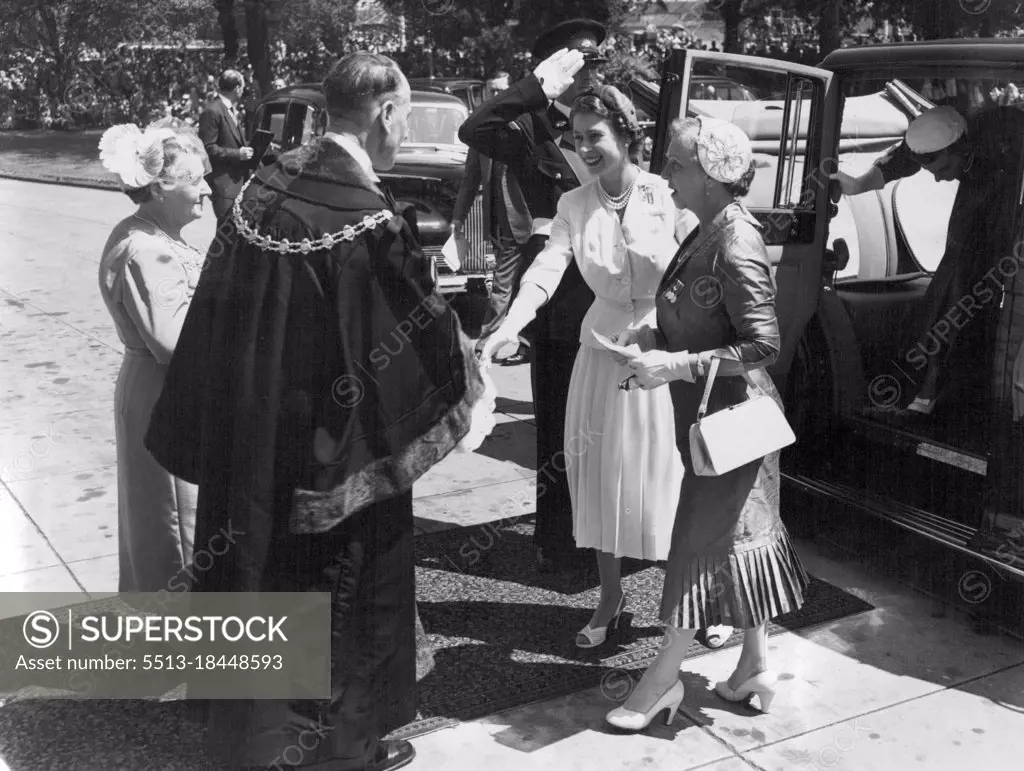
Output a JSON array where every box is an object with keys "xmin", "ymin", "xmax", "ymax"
[
  {"xmin": 553, "ymin": 100, "xmax": 571, "ymax": 118},
  {"xmin": 322, "ymin": 132, "xmax": 380, "ymax": 183},
  {"xmin": 219, "ymin": 94, "xmax": 234, "ymax": 112}
]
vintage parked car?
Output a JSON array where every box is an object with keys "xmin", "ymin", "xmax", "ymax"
[
  {"xmin": 688, "ymin": 75, "xmax": 759, "ymax": 101},
  {"xmin": 249, "ymin": 83, "xmax": 493, "ymax": 297},
  {"xmin": 635, "ymin": 40, "xmax": 1024, "ymax": 614},
  {"xmin": 407, "ymin": 77, "xmax": 487, "ymax": 112}
]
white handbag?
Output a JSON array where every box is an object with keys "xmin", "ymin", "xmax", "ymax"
[{"xmin": 688, "ymin": 357, "xmax": 796, "ymax": 477}]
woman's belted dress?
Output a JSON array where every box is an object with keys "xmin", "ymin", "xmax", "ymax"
[{"xmin": 521, "ymin": 170, "xmax": 692, "ymax": 561}]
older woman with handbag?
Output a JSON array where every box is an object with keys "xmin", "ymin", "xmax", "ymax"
[{"xmin": 604, "ymin": 117, "xmax": 809, "ymax": 730}]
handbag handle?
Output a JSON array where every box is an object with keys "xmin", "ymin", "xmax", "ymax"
[{"xmin": 695, "ymin": 357, "xmax": 765, "ymax": 420}]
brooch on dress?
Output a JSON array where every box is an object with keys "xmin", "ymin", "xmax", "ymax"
[{"xmin": 637, "ymin": 183, "xmax": 654, "ymax": 206}]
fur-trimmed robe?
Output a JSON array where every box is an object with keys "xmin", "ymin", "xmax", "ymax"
[{"xmin": 145, "ymin": 138, "xmax": 485, "ymax": 765}]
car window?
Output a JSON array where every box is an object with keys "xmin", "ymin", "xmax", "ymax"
[
  {"xmin": 407, "ymin": 104, "xmax": 468, "ymax": 146},
  {"xmin": 448, "ymin": 87, "xmax": 473, "ymax": 110},
  {"xmin": 277, "ymin": 102, "xmax": 310, "ymax": 149},
  {"xmin": 259, "ymin": 101, "xmax": 289, "ymax": 144},
  {"xmin": 836, "ymin": 73, "xmax": 1024, "ymax": 277},
  {"xmin": 690, "ymin": 80, "xmax": 759, "ymax": 102},
  {"xmin": 688, "ymin": 62, "xmax": 816, "ymax": 212},
  {"xmin": 296, "ymin": 103, "xmax": 323, "ymax": 146}
]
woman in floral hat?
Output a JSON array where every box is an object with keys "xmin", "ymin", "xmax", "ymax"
[
  {"xmin": 96, "ymin": 118, "xmax": 211, "ymax": 592},
  {"xmin": 482, "ymin": 85, "xmax": 693, "ymax": 649},
  {"xmin": 605, "ymin": 117, "xmax": 809, "ymax": 730}
]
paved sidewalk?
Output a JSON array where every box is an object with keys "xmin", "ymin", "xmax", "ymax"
[{"xmin": 1, "ymin": 178, "xmax": 1023, "ymax": 770}]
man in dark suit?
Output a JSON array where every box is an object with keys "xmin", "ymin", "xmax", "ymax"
[
  {"xmin": 452, "ymin": 70, "xmax": 535, "ymax": 364},
  {"xmin": 458, "ymin": 19, "xmax": 606, "ymax": 571},
  {"xmin": 198, "ymin": 69, "xmax": 256, "ymax": 222},
  {"xmin": 146, "ymin": 52, "xmax": 488, "ymax": 771}
]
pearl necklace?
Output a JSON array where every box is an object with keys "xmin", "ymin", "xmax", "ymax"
[
  {"xmin": 596, "ymin": 175, "xmax": 636, "ymax": 211},
  {"xmin": 132, "ymin": 213, "xmax": 204, "ymax": 278},
  {"xmin": 132, "ymin": 213, "xmax": 201, "ymax": 255}
]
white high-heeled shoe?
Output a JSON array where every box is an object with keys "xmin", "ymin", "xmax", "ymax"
[
  {"xmin": 906, "ymin": 396, "xmax": 936, "ymax": 415},
  {"xmin": 714, "ymin": 671, "xmax": 778, "ymax": 713},
  {"xmin": 605, "ymin": 680, "xmax": 685, "ymax": 731},
  {"xmin": 576, "ymin": 592, "xmax": 628, "ymax": 649}
]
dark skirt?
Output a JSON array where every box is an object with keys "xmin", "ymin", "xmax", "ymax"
[{"xmin": 660, "ymin": 373, "xmax": 809, "ymax": 630}]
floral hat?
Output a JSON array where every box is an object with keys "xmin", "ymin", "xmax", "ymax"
[
  {"xmin": 695, "ymin": 117, "xmax": 753, "ymax": 185},
  {"xmin": 97, "ymin": 123, "xmax": 176, "ymax": 189}
]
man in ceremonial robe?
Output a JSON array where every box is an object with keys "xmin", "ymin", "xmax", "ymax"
[{"xmin": 145, "ymin": 52, "xmax": 488, "ymax": 771}]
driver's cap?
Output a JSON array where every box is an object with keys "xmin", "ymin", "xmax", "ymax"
[{"xmin": 905, "ymin": 105, "xmax": 967, "ymax": 155}]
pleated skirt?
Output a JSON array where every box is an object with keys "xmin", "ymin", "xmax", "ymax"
[
  {"xmin": 660, "ymin": 377, "xmax": 809, "ymax": 629},
  {"xmin": 566, "ymin": 344, "xmax": 683, "ymax": 561}
]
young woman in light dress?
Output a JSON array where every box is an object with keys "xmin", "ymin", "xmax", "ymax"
[{"xmin": 484, "ymin": 87, "xmax": 733, "ymax": 648}]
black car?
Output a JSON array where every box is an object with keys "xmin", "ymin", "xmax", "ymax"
[
  {"xmin": 635, "ymin": 41, "xmax": 1024, "ymax": 624},
  {"xmin": 249, "ymin": 83, "xmax": 493, "ymax": 297}
]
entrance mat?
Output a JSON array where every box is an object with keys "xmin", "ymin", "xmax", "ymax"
[{"xmin": 388, "ymin": 514, "xmax": 875, "ymax": 741}]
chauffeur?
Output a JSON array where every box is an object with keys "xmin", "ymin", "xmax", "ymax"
[{"xmin": 833, "ymin": 103, "xmax": 1024, "ymax": 417}]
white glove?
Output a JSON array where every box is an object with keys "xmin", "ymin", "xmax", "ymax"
[
  {"xmin": 479, "ymin": 320, "xmax": 524, "ymax": 363},
  {"xmin": 608, "ymin": 327, "xmax": 655, "ymax": 366},
  {"xmin": 533, "ymin": 48, "xmax": 586, "ymax": 101},
  {"xmin": 626, "ymin": 349, "xmax": 694, "ymax": 390}
]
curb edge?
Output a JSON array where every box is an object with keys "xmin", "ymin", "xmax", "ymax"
[{"xmin": 0, "ymin": 171, "xmax": 119, "ymax": 193}]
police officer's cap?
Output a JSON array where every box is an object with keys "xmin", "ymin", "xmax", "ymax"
[{"xmin": 532, "ymin": 18, "xmax": 608, "ymax": 62}]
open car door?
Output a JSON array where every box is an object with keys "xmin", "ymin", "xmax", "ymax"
[{"xmin": 638, "ymin": 49, "xmax": 839, "ymax": 382}]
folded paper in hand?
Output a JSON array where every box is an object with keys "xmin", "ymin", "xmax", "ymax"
[
  {"xmin": 441, "ymin": 234, "xmax": 466, "ymax": 272},
  {"xmin": 591, "ymin": 330, "xmax": 641, "ymax": 358}
]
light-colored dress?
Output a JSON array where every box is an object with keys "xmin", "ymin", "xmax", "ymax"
[
  {"xmin": 98, "ymin": 216, "xmax": 201, "ymax": 592},
  {"xmin": 522, "ymin": 169, "xmax": 695, "ymax": 560}
]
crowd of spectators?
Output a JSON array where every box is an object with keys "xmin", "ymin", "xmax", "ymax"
[
  {"xmin": 0, "ymin": 27, "xmax": 397, "ymax": 130},
  {"xmin": 2, "ymin": 17, "xmax": 1023, "ymax": 131}
]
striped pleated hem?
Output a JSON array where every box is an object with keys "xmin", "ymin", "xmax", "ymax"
[{"xmin": 660, "ymin": 527, "xmax": 810, "ymax": 630}]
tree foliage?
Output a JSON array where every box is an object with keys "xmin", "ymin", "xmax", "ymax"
[
  {"xmin": 268, "ymin": 0, "xmax": 358, "ymax": 57},
  {"xmin": 867, "ymin": 0, "xmax": 1021, "ymax": 39},
  {"xmin": 375, "ymin": 0, "xmax": 646, "ymax": 71},
  {"xmin": 0, "ymin": 0, "xmax": 211, "ymax": 119}
]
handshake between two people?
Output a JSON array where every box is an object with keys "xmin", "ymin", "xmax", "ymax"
[{"xmin": 478, "ymin": 320, "xmax": 696, "ymax": 390}]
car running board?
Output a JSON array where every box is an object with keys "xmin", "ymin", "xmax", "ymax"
[
  {"xmin": 848, "ymin": 413, "xmax": 988, "ymax": 475},
  {"xmin": 782, "ymin": 471, "xmax": 1024, "ymax": 581}
]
